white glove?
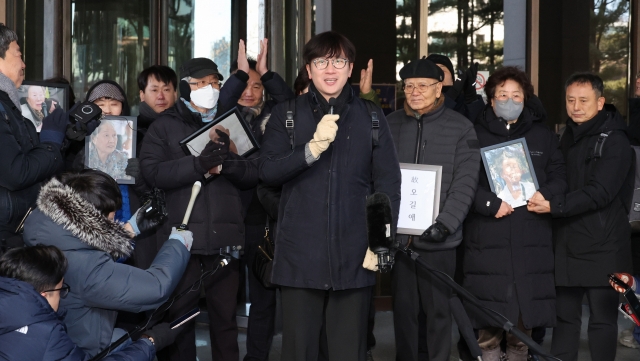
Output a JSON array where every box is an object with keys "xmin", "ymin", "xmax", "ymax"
[
  {"xmin": 362, "ymin": 247, "xmax": 378, "ymax": 271},
  {"xmin": 308, "ymin": 114, "xmax": 339, "ymax": 158},
  {"xmin": 169, "ymin": 227, "xmax": 193, "ymax": 251}
]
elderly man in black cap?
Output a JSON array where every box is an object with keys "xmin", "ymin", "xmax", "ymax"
[
  {"xmin": 139, "ymin": 43, "xmax": 258, "ymax": 361},
  {"xmin": 386, "ymin": 58, "xmax": 480, "ymax": 361}
]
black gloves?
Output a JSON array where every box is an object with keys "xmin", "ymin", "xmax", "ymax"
[
  {"xmin": 463, "ymin": 62, "xmax": 479, "ymax": 104},
  {"xmin": 129, "ymin": 198, "xmax": 167, "ymax": 236},
  {"xmin": 197, "ymin": 129, "xmax": 230, "ymax": 172},
  {"xmin": 445, "ymin": 71, "xmax": 466, "ymax": 101},
  {"xmin": 40, "ymin": 108, "xmax": 69, "ymax": 145},
  {"xmin": 125, "ymin": 158, "xmax": 140, "ymax": 179},
  {"xmin": 143, "ymin": 322, "xmax": 181, "ymax": 351},
  {"xmin": 419, "ymin": 222, "xmax": 450, "ymax": 243},
  {"xmin": 65, "ymin": 103, "xmax": 101, "ymax": 141}
]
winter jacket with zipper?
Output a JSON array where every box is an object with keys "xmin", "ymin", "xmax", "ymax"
[
  {"xmin": 139, "ymin": 99, "xmax": 258, "ymax": 254},
  {"xmin": 259, "ymin": 85, "xmax": 401, "ymax": 290},
  {"xmin": 22, "ymin": 178, "xmax": 190, "ymax": 356},
  {"xmin": 387, "ymin": 98, "xmax": 480, "ymax": 250},
  {"xmin": 242, "ymin": 71, "xmax": 295, "ymax": 226},
  {"xmin": 0, "ymin": 89, "xmax": 64, "ymax": 239},
  {"xmin": 552, "ymin": 104, "xmax": 633, "ymax": 287},
  {"xmin": 462, "ymin": 97, "xmax": 567, "ymax": 329},
  {"xmin": 0, "ymin": 277, "xmax": 155, "ymax": 361}
]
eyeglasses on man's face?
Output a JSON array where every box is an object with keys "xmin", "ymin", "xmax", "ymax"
[
  {"xmin": 188, "ymin": 77, "xmax": 221, "ymax": 90},
  {"xmin": 403, "ymin": 82, "xmax": 439, "ymax": 94},
  {"xmin": 43, "ymin": 283, "xmax": 70, "ymax": 298},
  {"xmin": 312, "ymin": 58, "xmax": 349, "ymax": 70}
]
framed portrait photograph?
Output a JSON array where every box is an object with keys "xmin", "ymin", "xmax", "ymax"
[
  {"xmin": 397, "ymin": 163, "xmax": 442, "ymax": 236},
  {"xmin": 180, "ymin": 107, "xmax": 259, "ymax": 159},
  {"xmin": 480, "ymin": 138, "xmax": 539, "ymax": 209},
  {"xmin": 18, "ymin": 81, "xmax": 69, "ymax": 132},
  {"xmin": 84, "ymin": 116, "xmax": 137, "ymax": 185}
]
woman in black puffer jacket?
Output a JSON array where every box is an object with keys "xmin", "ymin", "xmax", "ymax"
[{"xmin": 462, "ymin": 67, "xmax": 567, "ymax": 361}]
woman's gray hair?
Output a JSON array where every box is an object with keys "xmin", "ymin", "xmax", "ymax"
[
  {"xmin": 0, "ymin": 24, "xmax": 18, "ymax": 59},
  {"xmin": 90, "ymin": 120, "xmax": 115, "ymax": 141}
]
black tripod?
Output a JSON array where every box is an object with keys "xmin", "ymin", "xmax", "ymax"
[{"xmin": 387, "ymin": 241, "xmax": 561, "ymax": 361}]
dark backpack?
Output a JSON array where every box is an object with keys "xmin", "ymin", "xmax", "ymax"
[{"xmin": 590, "ymin": 130, "xmax": 639, "ymax": 232}]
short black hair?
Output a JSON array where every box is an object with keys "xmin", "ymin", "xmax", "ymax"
[
  {"xmin": 57, "ymin": 169, "xmax": 122, "ymax": 217},
  {"xmin": 565, "ymin": 72, "xmax": 604, "ymax": 98},
  {"xmin": 0, "ymin": 23, "xmax": 18, "ymax": 59},
  {"xmin": 0, "ymin": 245, "xmax": 67, "ymax": 293},
  {"xmin": 484, "ymin": 66, "xmax": 535, "ymax": 101},
  {"xmin": 294, "ymin": 65, "xmax": 310, "ymax": 95},
  {"xmin": 138, "ymin": 65, "xmax": 178, "ymax": 92},
  {"xmin": 303, "ymin": 31, "xmax": 356, "ymax": 65},
  {"xmin": 230, "ymin": 57, "xmax": 257, "ymax": 74}
]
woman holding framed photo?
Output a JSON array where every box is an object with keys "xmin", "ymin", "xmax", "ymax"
[{"xmin": 462, "ymin": 67, "xmax": 567, "ymax": 361}]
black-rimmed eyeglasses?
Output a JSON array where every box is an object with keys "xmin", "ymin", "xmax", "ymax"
[
  {"xmin": 42, "ymin": 283, "xmax": 70, "ymax": 298},
  {"xmin": 312, "ymin": 58, "xmax": 349, "ymax": 70}
]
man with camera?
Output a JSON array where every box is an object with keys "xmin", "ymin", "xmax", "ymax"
[
  {"xmin": 140, "ymin": 43, "xmax": 258, "ymax": 361},
  {"xmin": 0, "ymin": 24, "xmax": 68, "ymax": 253},
  {"xmin": 22, "ymin": 169, "xmax": 193, "ymax": 356}
]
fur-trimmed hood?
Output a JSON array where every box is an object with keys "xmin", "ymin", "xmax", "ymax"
[{"xmin": 36, "ymin": 178, "xmax": 133, "ymax": 259}]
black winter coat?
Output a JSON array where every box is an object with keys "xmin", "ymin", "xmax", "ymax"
[
  {"xmin": 0, "ymin": 89, "xmax": 63, "ymax": 240},
  {"xmin": 140, "ymin": 100, "xmax": 259, "ymax": 254},
  {"xmin": 387, "ymin": 100, "xmax": 480, "ymax": 250},
  {"xmin": 463, "ymin": 98, "xmax": 567, "ymax": 329},
  {"xmin": 242, "ymin": 71, "xmax": 295, "ymax": 226},
  {"xmin": 259, "ymin": 86, "xmax": 401, "ymax": 290},
  {"xmin": 551, "ymin": 105, "xmax": 633, "ymax": 287},
  {"xmin": 627, "ymin": 98, "xmax": 640, "ymax": 145}
]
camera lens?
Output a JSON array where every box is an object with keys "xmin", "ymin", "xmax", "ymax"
[{"xmin": 81, "ymin": 105, "xmax": 93, "ymax": 114}]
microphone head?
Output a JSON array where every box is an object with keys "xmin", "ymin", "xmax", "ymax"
[
  {"xmin": 328, "ymin": 97, "xmax": 337, "ymax": 107},
  {"xmin": 366, "ymin": 192, "xmax": 393, "ymax": 253}
]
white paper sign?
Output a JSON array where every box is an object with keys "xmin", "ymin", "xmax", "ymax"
[{"xmin": 397, "ymin": 164, "xmax": 442, "ymax": 235}]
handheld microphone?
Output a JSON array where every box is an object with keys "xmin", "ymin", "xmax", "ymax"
[
  {"xmin": 366, "ymin": 192, "xmax": 394, "ymax": 272},
  {"xmin": 179, "ymin": 181, "xmax": 202, "ymax": 230},
  {"xmin": 329, "ymin": 97, "xmax": 337, "ymax": 114}
]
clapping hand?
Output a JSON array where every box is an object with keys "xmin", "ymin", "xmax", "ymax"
[{"xmin": 360, "ymin": 59, "xmax": 374, "ymax": 94}]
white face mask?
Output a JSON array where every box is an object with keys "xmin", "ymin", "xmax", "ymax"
[{"xmin": 190, "ymin": 85, "xmax": 219, "ymax": 109}]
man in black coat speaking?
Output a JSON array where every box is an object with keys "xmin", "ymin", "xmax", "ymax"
[
  {"xmin": 259, "ymin": 31, "xmax": 401, "ymax": 360},
  {"xmin": 528, "ymin": 73, "xmax": 634, "ymax": 361}
]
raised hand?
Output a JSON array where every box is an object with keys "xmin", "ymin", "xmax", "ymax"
[
  {"xmin": 359, "ymin": 59, "xmax": 373, "ymax": 94},
  {"xmin": 256, "ymin": 38, "xmax": 269, "ymax": 76},
  {"xmin": 237, "ymin": 39, "xmax": 249, "ymax": 74}
]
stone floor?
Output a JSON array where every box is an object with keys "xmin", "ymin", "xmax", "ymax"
[{"xmin": 193, "ymin": 305, "xmax": 640, "ymax": 360}]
